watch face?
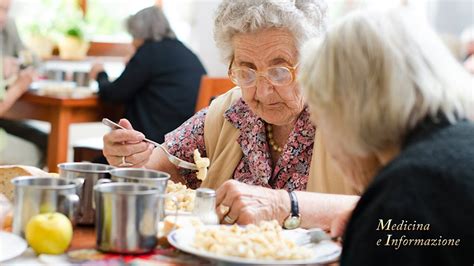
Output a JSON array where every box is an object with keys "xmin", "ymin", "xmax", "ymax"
[{"xmin": 283, "ymin": 216, "xmax": 301, "ymax": 230}]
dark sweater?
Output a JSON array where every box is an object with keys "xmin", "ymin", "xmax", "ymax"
[
  {"xmin": 341, "ymin": 118, "xmax": 474, "ymax": 266},
  {"xmin": 98, "ymin": 39, "xmax": 206, "ymax": 143}
]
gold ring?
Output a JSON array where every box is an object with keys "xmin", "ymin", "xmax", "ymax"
[
  {"xmin": 119, "ymin": 156, "xmax": 133, "ymax": 167},
  {"xmin": 219, "ymin": 204, "xmax": 230, "ymax": 215},
  {"xmin": 223, "ymin": 215, "xmax": 236, "ymax": 224}
]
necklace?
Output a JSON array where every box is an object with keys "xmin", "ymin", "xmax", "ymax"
[{"xmin": 266, "ymin": 124, "xmax": 283, "ymax": 153}]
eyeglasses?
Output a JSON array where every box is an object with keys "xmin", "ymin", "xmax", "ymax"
[{"xmin": 228, "ymin": 60, "xmax": 298, "ymax": 88}]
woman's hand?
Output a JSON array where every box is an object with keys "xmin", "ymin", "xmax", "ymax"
[
  {"xmin": 15, "ymin": 67, "xmax": 35, "ymax": 89},
  {"xmin": 102, "ymin": 118, "xmax": 155, "ymax": 167},
  {"xmin": 89, "ymin": 62, "xmax": 105, "ymax": 80},
  {"xmin": 215, "ymin": 180, "xmax": 290, "ymax": 225}
]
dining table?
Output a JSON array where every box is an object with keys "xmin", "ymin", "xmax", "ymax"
[
  {"xmin": 2, "ymin": 91, "xmax": 120, "ymax": 172},
  {"xmin": 4, "ymin": 225, "xmax": 340, "ymax": 265},
  {"xmin": 4, "ymin": 225, "xmax": 212, "ymax": 265}
]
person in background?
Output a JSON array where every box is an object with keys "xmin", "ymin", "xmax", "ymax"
[
  {"xmin": 0, "ymin": 66, "xmax": 39, "ymax": 166},
  {"xmin": 299, "ymin": 8, "xmax": 473, "ymax": 265},
  {"xmin": 0, "ymin": 0, "xmax": 23, "ymax": 57},
  {"xmin": 90, "ymin": 6, "xmax": 207, "ymax": 144},
  {"xmin": 0, "ymin": 0, "xmax": 47, "ymax": 167}
]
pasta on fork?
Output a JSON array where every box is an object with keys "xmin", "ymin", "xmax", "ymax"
[{"xmin": 193, "ymin": 149, "xmax": 210, "ymax": 181}]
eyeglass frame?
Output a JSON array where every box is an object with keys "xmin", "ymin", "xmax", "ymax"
[{"xmin": 227, "ymin": 57, "xmax": 299, "ymax": 88}]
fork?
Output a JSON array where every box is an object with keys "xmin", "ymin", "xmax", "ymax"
[
  {"xmin": 291, "ymin": 228, "xmax": 340, "ymax": 246},
  {"xmin": 102, "ymin": 118, "xmax": 198, "ymax": 171}
]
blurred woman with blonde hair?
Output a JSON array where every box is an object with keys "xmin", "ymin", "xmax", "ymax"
[{"xmin": 300, "ymin": 7, "xmax": 473, "ymax": 265}]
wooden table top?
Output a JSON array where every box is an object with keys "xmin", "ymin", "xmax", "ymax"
[{"xmin": 69, "ymin": 226, "xmax": 96, "ymax": 250}]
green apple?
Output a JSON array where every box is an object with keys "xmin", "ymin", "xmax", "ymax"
[{"xmin": 25, "ymin": 212, "xmax": 73, "ymax": 255}]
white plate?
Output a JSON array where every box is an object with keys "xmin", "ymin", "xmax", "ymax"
[
  {"xmin": 168, "ymin": 226, "xmax": 341, "ymax": 265},
  {"xmin": 0, "ymin": 232, "xmax": 28, "ymax": 262}
]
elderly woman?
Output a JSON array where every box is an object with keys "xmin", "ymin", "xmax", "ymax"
[
  {"xmin": 103, "ymin": 0, "xmax": 365, "ymax": 230},
  {"xmin": 299, "ymin": 8, "xmax": 473, "ymax": 265},
  {"xmin": 90, "ymin": 6, "xmax": 206, "ymax": 144}
]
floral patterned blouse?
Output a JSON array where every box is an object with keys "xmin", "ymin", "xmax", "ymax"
[{"xmin": 164, "ymin": 98, "xmax": 315, "ymax": 191}]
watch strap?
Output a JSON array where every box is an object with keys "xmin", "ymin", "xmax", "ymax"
[{"xmin": 289, "ymin": 191, "xmax": 299, "ymax": 217}]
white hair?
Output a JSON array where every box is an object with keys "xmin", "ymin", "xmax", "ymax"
[
  {"xmin": 299, "ymin": 8, "xmax": 474, "ymax": 155},
  {"xmin": 126, "ymin": 6, "xmax": 176, "ymax": 42},
  {"xmin": 213, "ymin": 0, "xmax": 328, "ymax": 63}
]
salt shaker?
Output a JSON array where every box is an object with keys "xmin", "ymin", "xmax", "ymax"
[{"xmin": 192, "ymin": 188, "xmax": 219, "ymax": 225}]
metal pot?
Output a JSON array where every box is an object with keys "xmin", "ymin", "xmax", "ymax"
[
  {"xmin": 46, "ymin": 69, "xmax": 67, "ymax": 81},
  {"xmin": 72, "ymin": 71, "xmax": 90, "ymax": 87},
  {"xmin": 58, "ymin": 163, "xmax": 115, "ymax": 225},
  {"xmin": 94, "ymin": 183, "xmax": 165, "ymax": 254},
  {"xmin": 109, "ymin": 168, "xmax": 169, "ymax": 193},
  {"xmin": 11, "ymin": 176, "xmax": 80, "ymax": 237},
  {"xmin": 109, "ymin": 168, "xmax": 170, "ymax": 219}
]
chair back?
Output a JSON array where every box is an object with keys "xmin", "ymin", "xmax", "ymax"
[{"xmin": 195, "ymin": 76, "xmax": 234, "ymax": 112}]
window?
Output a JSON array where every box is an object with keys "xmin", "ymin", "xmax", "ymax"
[
  {"xmin": 12, "ymin": 0, "xmax": 156, "ymax": 43},
  {"xmin": 86, "ymin": 0, "xmax": 156, "ymax": 42}
]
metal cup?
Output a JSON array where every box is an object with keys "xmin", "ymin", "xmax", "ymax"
[
  {"xmin": 94, "ymin": 183, "xmax": 174, "ymax": 254},
  {"xmin": 58, "ymin": 163, "xmax": 115, "ymax": 225},
  {"xmin": 11, "ymin": 176, "xmax": 80, "ymax": 237},
  {"xmin": 109, "ymin": 168, "xmax": 170, "ymax": 193},
  {"xmin": 72, "ymin": 71, "xmax": 90, "ymax": 87},
  {"xmin": 46, "ymin": 69, "xmax": 67, "ymax": 81},
  {"xmin": 109, "ymin": 168, "xmax": 170, "ymax": 219}
]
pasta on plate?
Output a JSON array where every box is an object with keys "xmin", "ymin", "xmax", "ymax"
[{"xmin": 193, "ymin": 220, "xmax": 312, "ymax": 260}]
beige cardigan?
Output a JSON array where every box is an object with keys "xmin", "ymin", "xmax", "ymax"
[{"xmin": 200, "ymin": 88, "xmax": 357, "ymax": 195}]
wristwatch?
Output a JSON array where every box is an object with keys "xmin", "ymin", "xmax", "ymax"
[{"xmin": 283, "ymin": 191, "xmax": 301, "ymax": 229}]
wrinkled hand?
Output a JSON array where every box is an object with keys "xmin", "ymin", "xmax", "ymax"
[
  {"xmin": 89, "ymin": 63, "xmax": 105, "ymax": 80},
  {"xmin": 3, "ymin": 57, "xmax": 19, "ymax": 79},
  {"xmin": 102, "ymin": 118, "xmax": 154, "ymax": 167},
  {"xmin": 215, "ymin": 180, "xmax": 288, "ymax": 225}
]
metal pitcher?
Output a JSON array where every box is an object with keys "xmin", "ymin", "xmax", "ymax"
[
  {"xmin": 11, "ymin": 176, "xmax": 80, "ymax": 237},
  {"xmin": 58, "ymin": 162, "xmax": 115, "ymax": 225},
  {"xmin": 94, "ymin": 183, "xmax": 175, "ymax": 254}
]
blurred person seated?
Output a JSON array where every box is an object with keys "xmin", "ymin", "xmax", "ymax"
[
  {"xmin": 0, "ymin": 0, "xmax": 47, "ymax": 166},
  {"xmin": 0, "ymin": 66, "xmax": 41, "ymax": 166},
  {"xmin": 299, "ymin": 7, "xmax": 473, "ymax": 266},
  {"xmin": 0, "ymin": 0, "xmax": 24, "ymax": 57},
  {"xmin": 90, "ymin": 6, "xmax": 207, "ymax": 146}
]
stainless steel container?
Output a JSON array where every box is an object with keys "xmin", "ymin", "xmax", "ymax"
[
  {"xmin": 11, "ymin": 176, "xmax": 80, "ymax": 237},
  {"xmin": 59, "ymin": 163, "xmax": 115, "ymax": 225},
  {"xmin": 109, "ymin": 168, "xmax": 170, "ymax": 193},
  {"xmin": 46, "ymin": 69, "xmax": 67, "ymax": 81},
  {"xmin": 109, "ymin": 168, "xmax": 170, "ymax": 219},
  {"xmin": 94, "ymin": 183, "xmax": 163, "ymax": 254},
  {"xmin": 72, "ymin": 71, "xmax": 90, "ymax": 87}
]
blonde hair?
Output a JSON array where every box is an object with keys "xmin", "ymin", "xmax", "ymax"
[
  {"xmin": 299, "ymin": 8, "xmax": 474, "ymax": 156},
  {"xmin": 213, "ymin": 0, "xmax": 327, "ymax": 62}
]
